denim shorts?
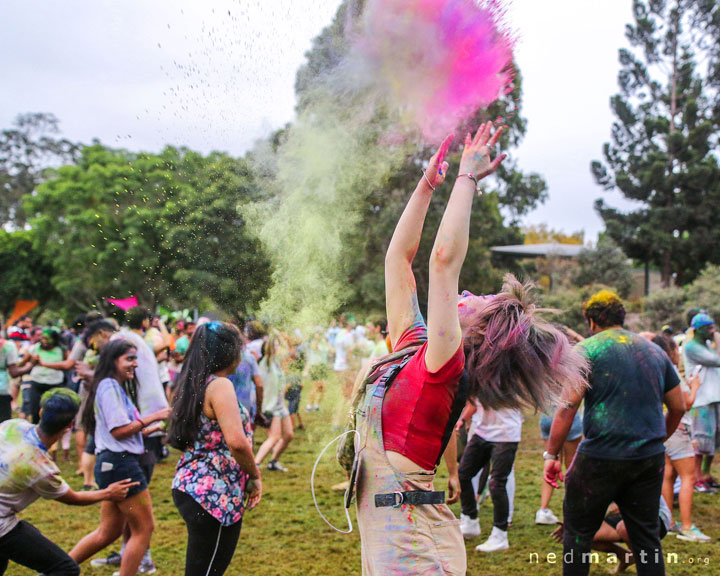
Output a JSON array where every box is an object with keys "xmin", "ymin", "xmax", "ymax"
[
  {"xmin": 95, "ymin": 451, "xmax": 147, "ymax": 498},
  {"xmin": 540, "ymin": 411, "xmax": 583, "ymax": 441}
]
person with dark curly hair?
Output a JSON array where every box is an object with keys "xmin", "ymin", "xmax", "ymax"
[{"xmin": 545, "ymin": 290, "xmax": 687, "ymax": 576}]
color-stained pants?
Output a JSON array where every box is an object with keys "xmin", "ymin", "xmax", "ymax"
[
  {"xmin": 0, "ymin": 520, "xmax": 79, "ymax": 575},
  {"xmin": 355, "ymin": 376, "xmax": 466, "ymax": 575},
  {"xmin": 562, "ymin": 452, "xmax": 665, "ymax": 576},
  {"xmin": 458, "ymin": 433, "xmax": 517, "ymax": 530}
]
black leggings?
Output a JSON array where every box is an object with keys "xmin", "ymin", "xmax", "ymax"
[
  {"xmin": 563, "ymin": 452, "xmax": 665, "ymax": 576},
  {"xmin": 458, "ymin": 433, "xmax": 518, "ymax": 530},
  {"xmin": 0, "ymin": 520, "xmax": 79, "ymax": 575},
  {"xmin": 173, "ymin": 489, "xmax": 243, "ymax": 576}
]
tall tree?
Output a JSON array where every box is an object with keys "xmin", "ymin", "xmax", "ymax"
[
  {"xmin": 0, "ymin": 230, "xmax": 57, "ymax": 317},
  {"xmin": 24, "ymin": 144, "xmax": 269, "ymax": 317},
  {"xmin": 592, "ymin": 0, "xmax": 720, "ymax": 287},
  {"xmin": 0, "ymin": 113, "xmax": 79, "ymax": 226}
]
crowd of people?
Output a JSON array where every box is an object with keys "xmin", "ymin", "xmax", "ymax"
[{"xmin": 0, "ymin": 123, "xmax": 717, "ymax": 576}]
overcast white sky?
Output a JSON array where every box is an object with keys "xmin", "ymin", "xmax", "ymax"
[{"xmin": 1, "ymin": 0, "xmax": 638, "ymax": 240}]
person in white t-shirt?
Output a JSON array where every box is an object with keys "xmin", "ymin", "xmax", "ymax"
[
  {"xmin": 98, "ymin": 307, "xmax": 168, "ymax": 573},
  {"xmin": 0, "ymin": 389, "xmax": 134, "ymax": 575},
  {"xmin": 456, "ymin": 400, "xmax": 522, "ymax": 552}
]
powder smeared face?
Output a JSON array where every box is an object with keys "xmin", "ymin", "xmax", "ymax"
[
  {"xmin": 357, "ymin": 0, "xmax": 515, "ymax": 139},
  {"xmin": 458, "ymin": 291, "xmax": 494, "ymax": 336}
]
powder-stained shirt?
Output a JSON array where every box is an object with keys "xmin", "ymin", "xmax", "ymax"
[
  {"xmin": 111, "ymin": 330, "xmax": 168, "ymax": 419},
  {"xmin": 0, "ymin": 341, "xmax": 19, "ymax": 396},
  {"xmin": 683, "ymin": 338, "xmax": 720, "ymax": 407},
  {"xmin": 382, "ymin": 321, "xmax": 465, "ymax": 470},
  {"xmin": 94, "ymin": 378, "xmax": 144, "ymax": 455},
  {"xmin": 577, "ymin": 329, "xmax": 679, "ymax": 460},
  {"xmin": 28, "ymin": 344, "xmax": 65, "ymax": 385},
  {"xmin": 0, "ymin": 419, "xmax": 69, "ymax": 537},
  {"xmin": 229, "ymin": 351, "xmax": 260, "ymax": 419}
]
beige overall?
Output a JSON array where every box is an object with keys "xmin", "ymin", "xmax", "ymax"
[{"xmin": 354, "ymin": 367, "xmax": 466, "ymax": 575}]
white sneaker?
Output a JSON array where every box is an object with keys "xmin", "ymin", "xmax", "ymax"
[
  {"xmin": 113, "ymin": 559, "xmax": 157, "ymax": 576},
  {"xmin": 535, "ymin": 508, "xmax": 559, "ymax": 525},
  {"xmin": 459, "ymin": 513, "xmax": 481, "ymax": 539},
  {"xmin": 476, "ymin": 526, "xmax": 509, "ymax": 552},
  {"xmin": 677, "ymin": 525, "xmax": 711, "ymax": 542}
]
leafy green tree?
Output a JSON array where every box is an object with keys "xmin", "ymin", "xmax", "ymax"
[
  {"xmin": 0, "ymin": 230, "xmax": 57, "ymax": 317},
  {"xmin": 592, "ymin": 0, "xmax": 720, "ymax": 287},
  {"xmin": 24, "ymin": 144, "xmax": 179, "ymax": 312},
  {"xmin": 0, "ymin": 113, "xmax": 78, "ymax": 227},
  {"xmin": 643, "ymin": 287, "xmax": 687, "ymax": 330},
  {"xmin": 162, "ymin": 150, "xmax": 271, "ymax": 317},
  {"xmin": 24, "ymin": 144, "xmax": 269, "ymax": 317},
  {"xmin": 684, "ymin": 264, "xmax": 720, "ymax": 321},
  {"xmin": 573, "ymin": 237, "xmax": 635, "ymax": 298}
]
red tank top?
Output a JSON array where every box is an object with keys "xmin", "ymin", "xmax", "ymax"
[{"xmin": 381, "ymin": 322, "xmax": 464, "ymax": 470}]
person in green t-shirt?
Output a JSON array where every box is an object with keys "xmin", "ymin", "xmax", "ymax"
[
  {"xmin": 0, "ymin": 340, "xmax": 32, "ymax": 423},
  {"xmin": 17, "ymin": 329, "xmax": 73, "ymax": 424}
]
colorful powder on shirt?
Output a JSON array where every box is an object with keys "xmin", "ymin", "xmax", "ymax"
[{"xmin": 355, "ymin": 0, "xmax": 515, "ymax": 140}]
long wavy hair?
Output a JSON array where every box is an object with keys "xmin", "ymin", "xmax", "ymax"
[
  {"xmin": 82, "ymin": 339, "xmax": 138, "ymax": 433},
  {"xmin": 463, "ymin": 274, "xmax": 589, "ymax": 412},
  {"xmin": 168, "ymin": 322, "xmax": 243, "ymax": 450}
]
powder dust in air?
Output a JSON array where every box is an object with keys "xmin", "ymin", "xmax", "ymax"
[{"xmin": 250, "ymin": 0, "xmax": 515, "ymax": 329}]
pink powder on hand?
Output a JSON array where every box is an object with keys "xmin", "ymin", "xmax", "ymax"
[{"xmin": 357, "ymin": 0, "xmax": 515, "ymax": 139}]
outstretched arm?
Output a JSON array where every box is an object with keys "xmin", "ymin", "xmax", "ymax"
[
  {"xmin": 425, "ymin": 123, "xmax": 506, "ymax": 371},
  {"xmin": 385, "ymin": 135, "xmax": 453, "ymax": 348}
]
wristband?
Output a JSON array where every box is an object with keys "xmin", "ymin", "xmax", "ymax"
[
  {"xmin": 457, "ymin": 172, "xmax": 481, "ymax": 193},
  {"xmin": 421, "ymin": 168, "xmax": 436, "ymax": 191},
  {"xmin": 137, "ymin": 418, "xmax": 147, "ymax": 428}
]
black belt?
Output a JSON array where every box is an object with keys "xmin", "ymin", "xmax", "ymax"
[{"xmin": 375, "ymin": 490, "xmax": 445, "ymax": 508}]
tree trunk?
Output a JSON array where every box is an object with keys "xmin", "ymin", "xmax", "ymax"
[{"xmin": 664, "ymin": 3, "xmax": 680, "ymax": 287}]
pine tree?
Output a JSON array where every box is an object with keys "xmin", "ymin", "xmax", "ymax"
[{"xmin": 592, "ymin": 0, "xmax": 720, "ymax": 287}]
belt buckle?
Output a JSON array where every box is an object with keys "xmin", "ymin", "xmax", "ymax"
[{"xmin": 392, "ymin": 491, "xmax": 405, "ymax": 507}]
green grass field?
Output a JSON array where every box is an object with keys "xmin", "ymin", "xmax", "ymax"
[{"xmin": 16, "ymin": 379, "xmax": 718, "ymax": 575}]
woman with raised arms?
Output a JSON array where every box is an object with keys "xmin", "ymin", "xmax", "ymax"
[{"xmin": 352, "ymin": 122, "xmax": 587, "ymax": 575}]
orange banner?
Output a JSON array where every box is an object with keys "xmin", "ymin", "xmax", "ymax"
[{"xmin": 5, "ymin": 300, "xmax": 38, "ymax": 327}]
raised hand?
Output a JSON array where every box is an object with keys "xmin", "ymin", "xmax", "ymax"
[
  {"xmin": 458, "ymin": 122, "xmax": 507, "ymax": 182},
  {"xmin": 422, "ymin": 134, "xmax": 454, "ymax": 190}
]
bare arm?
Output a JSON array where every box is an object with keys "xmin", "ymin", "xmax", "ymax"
[
  {"xmin": 454, "ymin": 401, "xmax": 477, "ymax": 432},
  {"xmin": 8, "ymin": 363, "xmax": 32, "ymax": 378},
  {"xmin": 206, "ymin": 377, "xmax": 261, "ymax": 480},
  {"xmin": 683, "ymin": 374, "xmax": 701, "ymax": 408},
  {"xmin": 544, "ymin": 382, "xmax": 586, "ymax": 488},
  {"xmin": 39, "ymin": 351, "xmax": 75, "ymax": 371},
  {"xmin": 546, "ymin": 383, "xmax": 586, "ymax": 457},
  {"xmin": 425, "ymin": 123, "xmax": 506, "ymax": 371},
  {"xmin": 56, "ymin": 479, "xmax": 138, "ymax": 505},
  {"xmin": 110, "ymin": 407, "xmax": 170, "ymax": 441},
  {"xmin": 385, "ymin": 136, "xmax": 453, "ymax": 347},
  {"xmin": 664, "ymin": 384, "xmax": 686, "ymax": 440},
  {"xmin": 442, "ymin": 429, "xmax": 460, "ymax": 504}
]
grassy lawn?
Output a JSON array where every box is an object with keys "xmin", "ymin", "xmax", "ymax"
[{"xmin": 16, "ymin": 378, "xmax": 718, "ymax": 575}]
